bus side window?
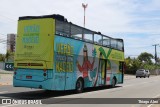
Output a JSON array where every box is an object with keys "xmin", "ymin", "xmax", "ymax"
[
  {"xmin": 83, "ymin": 29, "xmax": 93, "ymax": 43},
  {"xmin": 111, "ymin": 39, "xmax": 117, "ymax": 49},
  {"xmin": 71, "ymin": 25, "xmax": 82, "ymax": 40},
  {"xmin": 103, "ymin": 36, "xmax": 110, "ymax": 47},
  {"xmin": 94, "ymin": 34, "xmax": 102, "ymax": 45},
  {"xmin": 117, "ymin": 40, "xmax": 123, "ymax": 51},
  {"xmin": 55, "ymin": 20, "xmax": 70, "ymax": 37}
]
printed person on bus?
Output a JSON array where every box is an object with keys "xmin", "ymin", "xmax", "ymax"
[{"xmin": 77, "ymin": 44, "xmax": 95, "ymax": 86}]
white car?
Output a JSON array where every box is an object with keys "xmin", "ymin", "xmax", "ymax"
[{"xmin": 136, "ymin": 69, "xmax": 150, "ymax": 78}]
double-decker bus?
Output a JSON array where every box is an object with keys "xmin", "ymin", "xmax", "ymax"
[{"xmin": 14, "ymin": 14, "xmax": 124, "ymax": 92}]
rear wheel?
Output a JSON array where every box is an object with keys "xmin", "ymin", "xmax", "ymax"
[{"xmin": 76, "ymin": 78, "xmax": 84, "ymax": 93}]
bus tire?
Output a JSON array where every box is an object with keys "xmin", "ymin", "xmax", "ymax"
[
  {"xmin": 111, "ymin": 77, "xmax": 116, "ymax": 88},
  {"xmin": 75, "ymin": 78, "xmax": 84, "ymax": 93}
]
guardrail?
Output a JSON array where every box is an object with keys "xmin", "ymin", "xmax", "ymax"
[{"xmin": 150, "ymin": 69, "xmax": 160, "ymax": 75}]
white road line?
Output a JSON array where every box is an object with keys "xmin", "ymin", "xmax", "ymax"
[
  {"xmin": 148, "ymin": 104, "xmax": 153, "ymax": 107},
  {"xmin": 123, "ymin": 84, "xmax": 135, "ymax": 87},
  {"xmin": 123, "ymin": 79, "xmax": 160, "ymax": 88},
  {"xmin": 0, "ymin": 104, "xmax": 19, "ymax": 107},
  {"xmin": 148, "ymin": 94, "xmax": 160, "ymax": 107},
  {"xmin": 153, "ymin": 94, "xmax": 160, "ymax": 98},
  {"xmin": 0, "ymin": 91, "xmax": 8, "ymax": 94},
  {"xmin": 123, "ymin": 81, "xmax": 149, "ymax": 87}
]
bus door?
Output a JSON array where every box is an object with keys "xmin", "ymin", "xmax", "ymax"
[
  {"xmin": 99, "ymin": 59, "xmax": 107, "ymax": 85},
  {"xmin": 119, "ymin": 62, "xmax": 124, "ymax": 83}
]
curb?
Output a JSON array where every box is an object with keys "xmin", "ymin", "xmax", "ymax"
[
  {"xmin": 0, "ymin": 82, "xmax": 12, "ymax": 86},
  {"xmin": 0, "ymin": 70, "xmax": 14, "ymax": 74}
]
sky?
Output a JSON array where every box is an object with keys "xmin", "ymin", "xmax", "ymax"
[{"xmin": 0, "ymin": 0, "xmax": 160, "ymax": 58}]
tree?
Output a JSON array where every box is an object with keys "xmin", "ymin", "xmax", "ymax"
[
  {"xmin": 125, "ymin": 57, "xmax": 142, "ymax": 74},
  {"xmin": 138, "ymin": 52, "xmax": 154, "ymax": 64},
  {"xmin": 5, "ymin": 50, "xmax": 14, "ymax": 62},
  {"xmin": 0, "ymin": 54, "xmax": 5, "ymax": 62}
]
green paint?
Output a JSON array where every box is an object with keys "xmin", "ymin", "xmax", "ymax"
[
  {"xmin": 98, "ymin": 47, "xmax": 112, "ymax": 68},
  {"xmin": 98, "ymin": 47, "xmax": 112, "ymax": 59},
  {"xmin": 106, "ymin": 48, "xmax": 112, "ymax": 58},
  {"xmin": 98, "ymin": 47, "xmax": 107, "ymax": 59}
]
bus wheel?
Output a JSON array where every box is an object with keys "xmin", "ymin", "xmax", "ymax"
[
  {"xmin": 111, "ymin": 77, "xmax": 116, "ymax": 88},
  {"xmin": 76, "ymin": 78, "xmax": 84, "ymax": 93}
]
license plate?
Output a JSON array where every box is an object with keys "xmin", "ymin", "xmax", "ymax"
[{"xmin": 26, "ymin": 76, "xmax": 32, "ymax": 79}]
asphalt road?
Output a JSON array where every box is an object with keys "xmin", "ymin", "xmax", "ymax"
[{"xmin": 0, "ymin": 75, "xmax": 159, "ymax": 107}]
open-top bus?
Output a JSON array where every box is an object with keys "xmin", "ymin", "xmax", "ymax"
[{"xmin": 14, "ymin": 14, "xmax": 124, "ymax": 92}]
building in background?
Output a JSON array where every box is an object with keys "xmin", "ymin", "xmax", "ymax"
[{"xmin": 7, "ymin": 34, "xmax": 16, "ymax": 52}]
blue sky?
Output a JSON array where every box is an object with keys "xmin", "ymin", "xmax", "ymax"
[{"xmin": 0, "ymin": 0, "xmax": 160, "ymax": 58}]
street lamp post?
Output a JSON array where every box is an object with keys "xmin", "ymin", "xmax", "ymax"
[
  {"xmin": 82, "ymin": 3, "xmax": 88, "ymax": 28},
  {"xmin": 152, "ymin": 44, "xmax": 159, "ymax": 64}
]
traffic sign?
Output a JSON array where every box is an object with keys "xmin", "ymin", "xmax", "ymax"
[{"xmin": 4, "ymin": 63, "xmax": 14, "ymax": 71}]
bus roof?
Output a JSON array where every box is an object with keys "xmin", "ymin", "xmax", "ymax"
[
  {"xmin": 19, "ymin": 14, "xmax": 68, "ymax": 22},
  {"xmin": 18, "ymin": 14, "xmax": 123, "ymax": 40}
]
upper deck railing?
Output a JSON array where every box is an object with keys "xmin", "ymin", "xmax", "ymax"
[{"xmin": 19, "ymin": 14, "xmax": 124, "ymax": 51}]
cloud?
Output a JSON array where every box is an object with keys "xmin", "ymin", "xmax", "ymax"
[{"xmin": 0, "ymin": 0, "xmax": 160, "ymax": 56}]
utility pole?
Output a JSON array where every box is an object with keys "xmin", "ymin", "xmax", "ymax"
[
  {"xmin": 82, "ymin": 3, "xmax": 88, "ymax": 28},
  {"xmin": 152, "ymin": 44, "xmax": 159, "ymax": 64}
]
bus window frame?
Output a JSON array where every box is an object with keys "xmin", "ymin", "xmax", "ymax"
[
  {"xmin": 83, "ymin": 29, "xmax": 94, "ymax": 43},
  {"xmin": 102, "ymin": 35, "xmax": 111, "ymax": 48},
  {"xmin": 55, "ymin": 20, "xmax": 70, "ymax": 37},
  {"xmin": 55, "ymin": 19, "xmax": 124, "ymax": 52},
  {"xmin": 94, "ymin": 33, "xmax": 103, "ymax": 45}
]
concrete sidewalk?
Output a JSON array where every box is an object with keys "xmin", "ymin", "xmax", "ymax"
[
  {"xmin": 0, "ymin": 69, "xmax": 13, "ymax": 74},
  {"xmin": 0, "ymin": 69, "xmax": 13, "ymax": 86},
  {"xmin": 0, "ymin": 73, "xmax": 13, "ymax": 86}
]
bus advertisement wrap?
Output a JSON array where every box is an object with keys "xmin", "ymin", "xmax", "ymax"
[
  {"xmin": 53, "ymin": 35, "xmax": 124, "ymax": 90},
  {"xmin": 15, "ymin": 18, "xmax": 55, "ymax": 69},
  {"xmin": 13, "ymin": 15, "xmax": 124, "ymax": 91}
]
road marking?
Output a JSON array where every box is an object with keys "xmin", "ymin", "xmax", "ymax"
[
  {"xmin": 153, "ymin": 94, "xmax": 160, "ymax": 98},
  {"xmin": 148, "ymin": 104, "xmax": 153, "ymax": 107},
  {"xmin": 123, "ymin": 81, "xmax": 149, "ymax": 87},
  {"xmin": 0, "ymin": 91, "xmax": 8, "ymax": 94},
  {"xmin": 123, "ymin": 84, "xmax": 135, "ymax": 87},
  {"xmin": 147, "ymin": 94, "xmax": 160, "ymax": 107},
  {"xmin": 0, "ymin": 104, "xmax": 19, "ymax": 107},
  {"xmin": 123, "ymin": 79, "xmax": 160, "ymax": 88}
]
